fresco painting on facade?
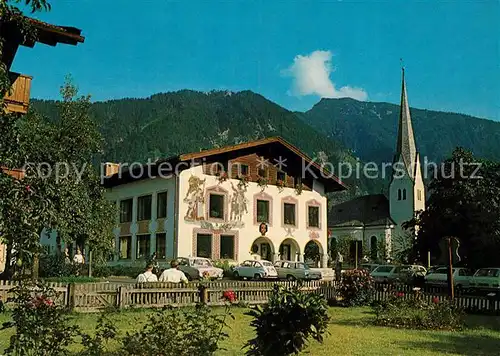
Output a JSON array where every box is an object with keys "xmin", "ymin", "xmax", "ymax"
[
  {"xmin": 184, "ymin": 175, "xmax": 205, "ymax": 221},
  {"xmin": 229, "ymin": 181, "xmax": 248, "ymax": 222}
]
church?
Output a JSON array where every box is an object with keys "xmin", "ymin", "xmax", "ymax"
[{"xmin": 328, "ymin": 69, "xmax": 426, "ymax": 263}]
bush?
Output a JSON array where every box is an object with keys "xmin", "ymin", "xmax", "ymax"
[
  {"xmin": 79, "ymin": 312, "xmax": 117, "ymax": 355},
  {"xmin": 108, "ymin": 265, "xmax": 145, "ymax": 278},
  {"xmin": 213, "ymin": 259, "xmax": 235, "ymax": 278},
  {"xmin": 91, "ymin": 264, "xmax": 112, "ymax": 278},
  {"xmin": 373, "ymin": 292, "xmax": 465, "ymax": 330},
  {"xmin": 245, "ymin": 284, "xmax": 329, "ymax": 356},
  {"xmin": 1, "ymin": 281, "xmax": 80, "ymax": 355},
  {"xmin": 338, "ymin": 268, "xmax": 375, "ymax": 306},
  {"xmin": 121, "ymin": 304, "xmax": 232, "ymax": 355},
  {"xmin": 39, "ymin": 254, "xmax": 78, "ymax": 278}
]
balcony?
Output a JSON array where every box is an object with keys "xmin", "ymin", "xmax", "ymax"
[{"xmin": 3, "ymin": 72, "xmax": 32, "ymax": 114}]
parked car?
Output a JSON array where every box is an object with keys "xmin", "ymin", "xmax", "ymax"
[
  {"xmin": 273, "ymin": 260, "xmax": 322, "ymax": 281},
  {"xmin": 470, "ymin": 268, "xmax": 500, "ymax": 292},
  {"xmin": 424, "ymin": 267, "xmax": 473, "ymax": 290},
  {"xmin": 177, "ymin": 257, "xmax": 224, "ymax": 281},
  {"xmin": 370, "ymin": 264, "xmax": 427, "ymax": 283},
  {"xmin": 233, "ymin": 260, "xmax": 278, "ymax": 280}
]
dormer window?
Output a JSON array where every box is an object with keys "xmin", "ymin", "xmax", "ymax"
[{"xmin": 277, "ymin": 171, "xmax": 286, "ymax": 183}]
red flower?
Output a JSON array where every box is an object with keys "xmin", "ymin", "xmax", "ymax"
[
  {"xmin": 432, "ymin": 297, "xmax": 439, "ymax": 304},
  {"xmin": 26, "ymin": 185, "xmax": 32, "ymax": 193},
  {"xmin": 222, "ymin": 289, "xmax": 236, "ymax": 303},
  {"xmin": 396, "ymin": 292, "xmax": 404, "ymax": 298}
]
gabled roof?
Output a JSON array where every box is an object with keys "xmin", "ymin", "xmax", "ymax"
[
  {"xmin": 104, "ymin": 136, "xmax": 347, "ymax": 192},
  {"xmin": 329, "ymin": 194, "xmax": 395, "ymax": 228},
  {"xmin": 24, "ymin": 18, "xmax": 85, "ymax": 46}
]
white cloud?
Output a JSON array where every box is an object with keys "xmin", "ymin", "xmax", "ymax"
[{"xmin": 283, "ymin": 50, "xmax": 368, "ymax": 101}]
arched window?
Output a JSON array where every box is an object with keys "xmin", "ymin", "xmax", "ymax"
[
  {"xmin": 370, "ymin": 236, "xmax": 378, "ymax": 260},
  {"xmin": 403, "ymin": 189, "xmax": 407, "ymax": 200},
  {"xmin": 397, "ymin": 189, "xmax": 402, "ymax": 200}
]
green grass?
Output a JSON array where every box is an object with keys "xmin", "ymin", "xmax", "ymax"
[{"xmin": 0, "ymin": 307, "xmax": 499, "ymax": 355}]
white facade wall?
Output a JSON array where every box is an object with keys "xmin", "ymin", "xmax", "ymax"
[{"xmin": 177, "ymin": 165, "xmax": 329, "ymax": 267}]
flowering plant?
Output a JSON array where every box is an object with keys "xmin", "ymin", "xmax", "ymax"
[
  {"xmin": 257, "ymin": 176, "xmax": 268, "ymax": 191},
  {"xmin": 276, "ymin": 179, "xmax": 285, "ymax": 192},
  {"xmin": 294, "ymin": 182, "xmax": 303, "ymax": 195},
  {"xmin": 217, "ymin": 171, "xmax": 228, "ymax": 183},
  {"xmin": 338, "ymin": 268, "xmax": 375, "ymax": 306},
  {"xmin": 222, "ymin": 289, "xmax": 237, "ymax": 303}
]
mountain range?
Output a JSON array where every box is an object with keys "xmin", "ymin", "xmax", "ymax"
[{"xmin": 31, "ymin": 90, "xmax": 500, "ymax": 203}]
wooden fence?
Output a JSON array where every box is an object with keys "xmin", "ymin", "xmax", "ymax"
[{"xmin": 1, "ymin": 280, "xmax": 499, "ymax": 314}]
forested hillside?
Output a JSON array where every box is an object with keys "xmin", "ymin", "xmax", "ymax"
[
  {"xmin": 300, "ymin": 98, "xmax": 500, "ymax": 167},
  {"xmin": 32, "ymin": 91, "xmax": 382, "ymax": 204}
]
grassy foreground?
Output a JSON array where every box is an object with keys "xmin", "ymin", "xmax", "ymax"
[{"xmin": 0, "ymin": 307, "xmax": 499, "ymax": 355}]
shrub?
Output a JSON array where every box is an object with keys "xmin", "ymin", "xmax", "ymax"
[
  {"xmin": 213, "ymin": 259, "xmax": 235, "ymax": 278},
  {"xmin": 39, "ymin": 254, "xmax": 78, "ymax": 278},
  {"xmin": 373, "ymin": 292, "xmax": 465, "ymax": 330},
  {"xmin": 338, "ymin": 268, "xmax": 375, "ymax": 306},
  {"xmin": 91, "ymin": 264, "xmax": 112, "ymax": 278},
  {"xmin": 108, "ymin": 265, "xmax": 145, "ymax": 278},
  {"xmin": 245, "ymin": 284, "xmax": 329, "ymax": 356},
  {"xmin": 1, "ymin": 281, "xmax": 79, "ymax": 356},
  {"xmin": 121, "ymin": 303, "xmax": 232, "ymax": 355}
]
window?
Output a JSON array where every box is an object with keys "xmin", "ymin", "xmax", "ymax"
[
  {"xmin": 137, "ymin": 195, "xmax": 152, "ymax": 221},
  {"xmin": 209, "ymin": 194, "xmax": 224, "ymax": 219},
  {"xmin": 156, "ymin": 232, "xmax": 166, "ymax": 259},
  {"xmin": 308, "ymin": 206, "xmax": 319, "ymax": 228},
  {"xmin": 136, "ymin": 234, "xmax": 150, "ymax": 259},
  {"xmin": 397, "ymin": 189, "xmax": 402, "ymax": 201},
  {"xmin": 258, "ymin": 167, "xmax": 268, "ymax": 178},
  {"xmin": 277, "ymin": 171, "xmax": 286, "ymax": 182},
  {"xmin": 120, "ymin": 199, "xmax": 133, "ymax": 223},
  {"xmin": 284, "ymin": 203, "xmax": 296, "ymax": 226},
  {"xmin": 220, "ymin": 235, "xmax": 235, "ymax": 259},
  {"xmin": 157, "ymin": 192, "xmax": 168, "ymax": 219},
  {"xmin": 257, "ymin": 199, "xmax": 270, "ymax": 223},
  {"xmin": 239, "ymin": 164, "xmax": 249, "ymax": 177},
  {"xmin": 417, "ymin": 189, "xmax": 422, "ymax": 201},
  {"xmin": 119, "ymin": 236, "xmax": 132, "ymax": 259},
  {"xmin": 196, "ymin": 234, "xmax": 212, "ymax": 258},
  {"xmin": 402, "ymin": 189, "xmax": 407, "ymax": 200}
]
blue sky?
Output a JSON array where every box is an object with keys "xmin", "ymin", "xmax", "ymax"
[{"xmin": 12, "ymin": 0, "xmax": 499, "ymax": 120}]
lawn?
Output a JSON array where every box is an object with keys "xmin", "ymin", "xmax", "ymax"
[{"xmin": 0, "ymin": 307, "xmax": 499, "ymax": 355}]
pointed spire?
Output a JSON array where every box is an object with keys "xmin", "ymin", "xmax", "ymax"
[{"xmin": 395, "ymin": 67, "xmax": 417, "ymax": 178}]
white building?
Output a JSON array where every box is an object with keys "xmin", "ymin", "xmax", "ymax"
[
  {"xmin": 104, "ymin": 137, "xmax": 346, "ymax": 267},
  {"xmin": 329, "ymin": 69, "xmax": 426, "ymax": 262}
]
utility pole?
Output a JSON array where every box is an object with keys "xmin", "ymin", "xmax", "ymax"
[
  {"xmin": 446, "ymin": 237, "xmax": 454, "ymax": 299},
  {"xmin": 355, "ymin": 240, "xmax": 358, "ymax": 269}
]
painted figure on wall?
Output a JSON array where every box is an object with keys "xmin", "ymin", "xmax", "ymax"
[
  {"xmin": 230, "ymin": 181, "xmax": 248, "ymax": 221},
  {"xmin": 259, "ymin": 222, "xmax": 268, "ymax": 236},
  {"xmin": 184, "ymin": 175, "xmax": 206, "ymax": 220}
]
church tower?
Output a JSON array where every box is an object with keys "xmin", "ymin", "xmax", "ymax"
[{"xmin": 389, "ymin": 68, "xmax": 425, "ymax": 238}]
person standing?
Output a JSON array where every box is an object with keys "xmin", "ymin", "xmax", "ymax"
[
  {"xmin": 136, "ymin": 263, "xmax": 158, "ymax": 283},
  {"xmin": 73, "ymin": 248, "xmax": 85, "ymax": 265},
  {"xmin": 159, "ymin": 260, "xmax": 188, "ymax": 283}
]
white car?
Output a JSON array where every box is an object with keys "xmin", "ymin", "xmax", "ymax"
[
  {"xmin": 470, "ymin": 268, "xmax": 500, "ymax": 292},
  {"xmin": 233, "ymin": 260, "xmax": 278, "ymax": 280},
  {"xmin": 177, "ymin": 257, "xmax": 224, "ymax": 280},
  {"xmin": 424, "ymin": 267, "xmax": 473, "ymax": 289},
  {"xmin": 370, "ymin": 264, "xmax": 427, "ymax": 283}
]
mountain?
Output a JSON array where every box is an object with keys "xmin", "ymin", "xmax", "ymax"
[
  {"xmin": 300, "ymin": 98, "xmax": 500, "ymax": 168},
  {"xmin": 31, "ymin": 91, "xmax": 382, "ymax": 204}
]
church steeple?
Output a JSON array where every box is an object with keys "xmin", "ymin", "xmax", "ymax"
[{"xmin": 395, "ymin": 67, "xmax": 417, "ymax": 179}]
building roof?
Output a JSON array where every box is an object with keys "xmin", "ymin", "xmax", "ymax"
[
  {"xmin": 24, "ymin": 18, "xmax": 85, "ymax": 47},
  {"xmin": 103, "ymin": 136, "xmax": 348, "ymax": 193},
  {"xmin": 394, "ymin": 68, "xmax": 418, "ymax": 179},
  {"xmin": 328, "ymin": 194, "xmax": 395, "ymax": 228}
]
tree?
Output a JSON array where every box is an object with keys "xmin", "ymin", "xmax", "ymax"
[{"xmin": 412, "ymin": 147, "xmax": 500, "ymax": 268}]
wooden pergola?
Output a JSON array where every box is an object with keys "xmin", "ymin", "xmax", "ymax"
[{"xmin": 1, "ymin": 16, "xmax": 85, "ymax": 114}]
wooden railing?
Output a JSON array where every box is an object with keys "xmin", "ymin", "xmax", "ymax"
[
  {"xmin": 1, "ymin": 280, "xmax": 499, "ymax": 314},
  {"xmin": 3, "ymin": 72, "xmax": 32, "ymax": 114}
]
